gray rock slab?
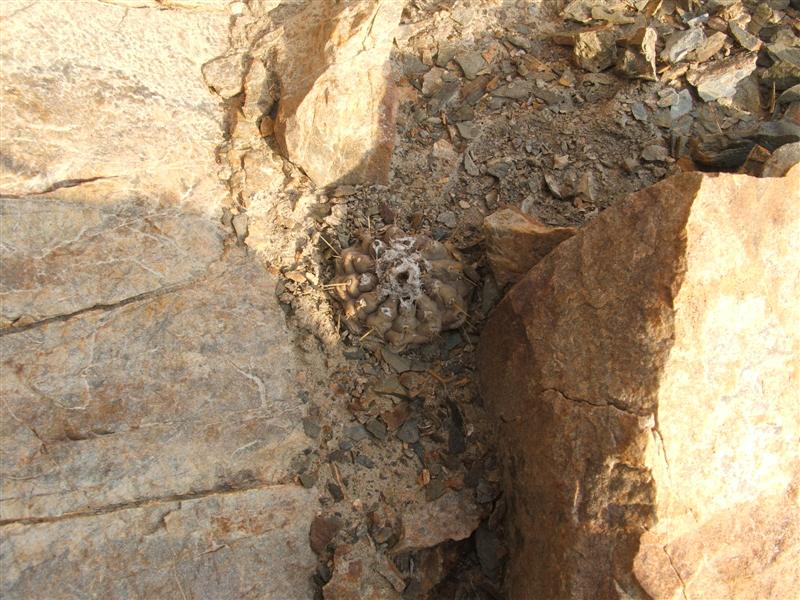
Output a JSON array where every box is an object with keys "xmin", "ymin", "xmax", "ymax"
[
  {"xmin": 0, "ymin": 199, "xmax": 310, "ymax": 522},
  {"xmin": 1, "ymin": 485, "xmax": 318, "ymax": 599},
  {"xmin": 0, "ymin": 198, "xmax": 224, "ymax": 328}
]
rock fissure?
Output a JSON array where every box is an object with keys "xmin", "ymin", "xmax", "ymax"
[
  {"xmin": 544, "ymin": 388, "xmax": 642, "ymax": 418},
  {"xmin": 662, "ymin": 545, "xmax": 688, "ymax": 600}
]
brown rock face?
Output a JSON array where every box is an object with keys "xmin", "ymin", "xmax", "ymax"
[
  {"xmin": 483, "ymin": 208, "xmax": 577, "ymax": 287},
  {"xmin": 478, "ymin": 167, "xmax": 800, "ymax": 599},
  {"xmin": 272, "ymin": 0, "xmax": 403, "ymax": 187}
]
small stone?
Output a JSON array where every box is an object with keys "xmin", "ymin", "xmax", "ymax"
[
  {"xmin": 201, "ymin": 52, "xmax": 245, "ymax": 99},
  {"xmin": 397, "ymin": 420, "xmax": 420, "ymax": 444},
  {"xmin": 300, "ymin": 472, "xmax": 318, "ymax": 488},
  {"xmin": 492, "ymin": 80, "xmax": 534, "ymax": 99},
  {"xmin": 393, "ymin": 491, "xmax": 481, "ymax": 553},
  {"xmin": 425, "ymin": 480, "xmax": 447, "ymax": 501},
  {"xmin": 689, "ymin": 31, "xmax": 728, "ymax": 63},
  {"xmin": 729, "ymin": 22, "xmax": 762, "ymax": 52},
  {"xmin": 475, "ymin": 478, "xmax": 500, "ymax": 504},
  {"xmin": 355, "ymin": 454, "xmax": 375, "ymax": 468},
  {"xmin": 456, "ymin": 120, "xmax": 480, "ymax": 139},
  {"xmin": 487, "ymin": 159, "xmax": 512, "ymax": 179},
  {"xmin": 464, "ymin": 151, "xmax": 480, "ymax": 176},
  {"xmin": 431, "ymin": 138, "xmax": 458, "ymax": 162},
  {"xmin": 373, "ymin": 376, "xmax": 407, "ymax": 398},
  {"xmin": 232, "ymin": 212, "xmax": 249, "ymax": 244},
  {"xmin": 454, "ymin": 51, "xmax": 488, "ymax": 80},
  {"xmin": 437, "ymin": 211, "xmax": 458, "ymax": 228},
  {"xmin": 365, "ymin": 418, "xmax": 388, "ymax": 441},
  {"xmin": 310, "ymin": 515, "xmax": 343, "ymax": 555},
  {"xmin": 616, "ymin": 27, "xmax": 657, "ymax": 80},
  {"xmin": 435, "ymin": 44, "xmax": 457, "ymax": 67},
  {"xmin": 345, "ymin": 424, "xmax": 369, "ymax": 442},
  {"xmin": 302, "ymin": 417, "xmax": 321, "ymax": 439},
  {"xmin": 574, "ymin": 30, "xmax": 617, "ymax": 73},
  {"xmin": 631, "ymin": 102, "xmax": 648, "ymax": 122},
  {"xmin": 661, "ymin": 28, "xmax": 706, "ymax": 64},
  {"xmin": 762, "ymin": 142, "xmax": 800, "ymax": 177},
  {"xmin": 641, "ymin": 144, "xmax": 669, "ymax": 162},
  {"xmin": 670, "ymin": 89, "xmax": 693, "ymax": 120},
  {"xmin": 657, "ymin": 89, "xmax": 678, "ymax": 108},
  {"xmin": 381, "ymin": 348, "xmax": 412, "ymax": 373},
  {"xmin": 507, "ymin": 34, "xmax": 533, "ymax": 51},
  {"xmin": 422, "ymin": 67, "xmax": 445, "ymax": 96},
  {"xmin": 553, "ymin": 154, "xmax": 569, "ymax": 169},
  {"xmin": 221, "ymin": 207, "xmax": 233, "ymax": 227},
  {"xmin": 327, "ymin": 482, "xmax": 344, "ymax": 502}
]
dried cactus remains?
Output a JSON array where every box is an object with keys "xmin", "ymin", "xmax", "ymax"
[{"xmin": 328, "ymin": 226, "xmax": 475, "ymax": 351}]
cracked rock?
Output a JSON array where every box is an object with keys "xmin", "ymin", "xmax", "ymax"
[{"xmin": 479, "ymin": 166, "xmax": 800, "ymax": 599}]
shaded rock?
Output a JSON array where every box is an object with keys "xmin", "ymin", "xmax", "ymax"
[
  {"xmin": 573, "ymin": 30, "xmax": 618, "ymax": 73},
  {"xmin": 1, "ymin": 485, "xmax": 318, "ymax": 599},
  {"xmin": 393, "ymin": 491, "xmax": 481, "ymax": 553},
  {"xmin": 483, "ymin": 207, "xmax": 577, "ymax": 287},
  {"xmin": 310, "ymin": 515, "xmax": 344, "ymax": 555},
  {"xmin": 479, "ymin": 167, "xmax": 800, "ymax": 599},
  {"xmin": 616, "ymin": 26, "xmax": 657, "ymax": 80},
  {"xmin": 762, "ymin": 141, "xmax": 800, "ymax": 177},
  {"xmin": 641, "ymin": 144, "xmax": 669, "ymax": 162},
  {"xmin": 688, "ymin": 31, "xmax": 728, "ymax": 63},
  {"xmin": 0, "ymin": 0, "xmax": 230, "ymax": 214},
  {"xmin": 492, "ymin": 80, "xmax": 534, "ymax": 100},
  {"xmin": 324, "ymin": 538, "xmax": 402, "ymax": 600},
  {"xmin": 0, "ymin": 199, "xmax": 309, "ymax": 521},
  {"xmin": 272, "ymin": 0, "xmax": 403, "ymax": 187},
  {"xmin": 729, "ymin": 22, "xmax": 761, "ymax": 52},
  {"xmin": 687, "ymin": 53, "xmax": 758, "ymax": 101}
]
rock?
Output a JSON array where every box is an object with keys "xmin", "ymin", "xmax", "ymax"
[
  {"xmin": 396, "ymin": 420, "xmax": 420, "ymax": 444},
  {"xmin": 310, "ymin": 515, "xmax": 344, "ymax": 555},
  {"xmin": 366, "ymin": 418, "xmax": 388, "ymax": 441},
  {"xmin": 0, "ymin": 199, "xmax": 222, "ymax": 328},
  {"xmin": 272, "ymin": 0, "xmax": 403, "ymax": 187},
  {"xmin": 393, "ymin": 491, "xmax": 482, "ymax": 553},
  {"xmin": 454, "ymin": 51, "xmax": 489, "ymax": 80},
  {"xmin": 437, "ymin": 210, "xmax": 458, "ymax": 228},
  {"xmin": 478, "ymin": 167, "xmax": 800, "ymax": 599},
  {"xmin": 687, "ymin": 53, "xmax": 758, "ymax": 102},
  {"xmin": 346, "ymin": 423, "xmax": 370, "ymax": 442},
  {"xmin": 641, "ymin": 144, "xmax": 669, "ymax": 162},
  {"xmin": 631, "ymin": 102, "xmax": 648, "ymax": 122},
  {"xmin": 1, "ymin": 485, "xmax": 318, "ymax": 599},
  {"xmin": 762, "ymin": 142, "xmax": 800, "ymax": 177},
  {"xmin": 324, "ymin": 539, "xmax": 402, "ymax": 600},
  {"xmin": 202, "ymin": 52, "xmax": 246, "ymax": 99},
  {"xmin": 616, "ymin": 26, "xmax": 657, "ymax": 80},
  {"xmin": 242, "ymin": 58, "xmax": 276, "ymax": 122},
  {"xmin": 492, "ymin": 80, "xmax": 535, "ymax": 100},
  {"xmin": 0, "ymin": 199, "xmax": 311, "ymax": 522},
  {"xmin": 0, "ymin": 0, "xmax": 230, "ymax": 215},
  {"xmin": 660, "ymin": 28, "xmax": 706, "ymax": 63},
  {"xmin": 573, "ymin": 30, "xmax": 618, "ymax": 73},
  {"xmin": 688, "ymin": 31, "xmax": 728, "ymax": 63},
  {"xmin": 484, "ymin": 207, "xmax": 577, "ymax": 287},
  {"xmin": 670, "ymin": 89, "xmax": 693, "ymax": 120},
  {"xmin": 729, "ymin": 22, "xmax": 762, "ymax": 52},
  {"xmin": 474, "ymin": 523, "xmax": 505, "ymax": 577},
  {"xmin": 232, "ymin": 211, "xmax": 249, "ymax": 243}
]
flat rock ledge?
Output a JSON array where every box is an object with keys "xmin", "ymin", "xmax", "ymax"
[{"xmin": 0, "ymin": 197, "xmax": 317, "ymax": 598}]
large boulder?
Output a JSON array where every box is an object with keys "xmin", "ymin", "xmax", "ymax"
[
  {"xmin": 0, "ymin": 197, "xmax": 317, "ymax": 596},
  {"xmin": 478, "ymin": 167, "xmax": 800, "ymax": 599},
  {"xmin": 0, "ymin": 0, "xmax": 231, "ymax": 214},
  {"xmin": 271, "ymin": 0, "xmax": 403, "ymax": 187}
]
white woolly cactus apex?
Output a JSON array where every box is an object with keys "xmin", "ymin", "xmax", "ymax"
[{"xmin": 328, "ymin": 226, "xmax": 475, "ymax": 351}]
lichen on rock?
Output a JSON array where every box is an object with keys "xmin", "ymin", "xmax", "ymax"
[{"xmin": 328, "ymin": 226, "xmax": 475, "ymax": 351}]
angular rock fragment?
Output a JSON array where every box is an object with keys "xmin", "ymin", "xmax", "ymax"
[
  {"xmin": 272, "ymin": 0, "xmax": 403, "ymax": 186},
  {"xmin": 616, "ymin": 26, "xmax": 657, "ymax": 80},
  {"xmin": 324, "ymin": 538, "xmax": 402, "ymax": 600},
  {"xmin": 483, "ymin": 208, "xmax": 577, "ymax": 287},
  {"xmin": 393, "ymin": 491, "xmax": 482, "ymax": 554},
  {"xmin": 479, "ymin": 167, "xmax": 800, "ymax": 599},
  {"xmin": 660, "ymin": 27, "xmax": 706, "ymax": 63},
  {"xmin": 573, "ymin": 30, "xmax": 618, "ymax": 73},
  {"xmin": 687, "ymin": 53, "xmax": 758, "ymax": 101}
]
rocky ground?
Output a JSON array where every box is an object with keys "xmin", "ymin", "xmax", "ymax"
[
  {"xmin": 2, "ymin": 0, "xmax": 798, "ymax": 598},
  {"xmin": 224, "ymin": 1, "xmax": 798, "ymax": 597}
]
